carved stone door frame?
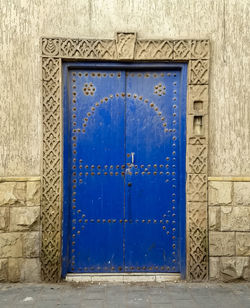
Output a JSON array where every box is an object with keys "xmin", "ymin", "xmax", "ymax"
[{"xmin": 41, "ymin": 32, "xmax": 210, "ymax": 282}]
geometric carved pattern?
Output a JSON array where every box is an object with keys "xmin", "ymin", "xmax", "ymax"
[
  {"xmin": 135, "ymin": 40, "xmax": 173, "ymax": 60},
  {"xmin": 60, "ymin": 39, "xmax": 117, "ymax": 59},
  {"xmin": 187, "ymin": 174, "xmax": 207, "ymax": 202},
  {"xmin": 187, "ymin": 145, "xmax": 207, "ymax": 174},
  {"xmin": 189, "ymin": 60, "xmax": 209, "ymax": 85},
  {"xmin": 187, "ymin": 202, "xmax": 208, "ymax": 280},
  {"xmin": 42, "ymin": 57, "xmax": 61, "ymax": 282},
  {"xmin": 173, "ymin": 40, "xmax": 190, "ymax": 59},
  {"xmin": 41, "ymin": 33, "xmax": 210, "ymax": 282}
]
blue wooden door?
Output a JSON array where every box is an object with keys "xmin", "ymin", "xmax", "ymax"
[
  {"xmin": 64, "ymin": 65, "xmax": 186, "ymax": 275},
  {"xmin": 67, "ymin": 70, "xmax": 126, "ymax": 273},
  {"xmin": 125, "ymin": 71, "xmax": 182, "ymax": 272}
]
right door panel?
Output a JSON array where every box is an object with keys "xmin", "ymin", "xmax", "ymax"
[{"xmin": 125, "ymin": 70, "xmax": 184, "ymax": 272}]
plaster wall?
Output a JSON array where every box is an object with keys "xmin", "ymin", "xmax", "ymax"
[{"xmin": 0, "ymin": 0, "xmax": 249, "ymax": 176}]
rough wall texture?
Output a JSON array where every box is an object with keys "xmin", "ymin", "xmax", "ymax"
[
  {"xmin": 209, "ymin": 180, "xmax": 250, "ymax": 281},
  {"xmin": 0, "ymin": 0, "xmax": 249, "ymax": 176},
  {"xmin": 0, "ymin": 180, "xmax": 41, "ymax": 282}
]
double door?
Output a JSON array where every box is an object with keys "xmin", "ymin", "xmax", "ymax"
[{"xmin": 65, "ymin": 65, "xmax": 186, "ymax": 274}]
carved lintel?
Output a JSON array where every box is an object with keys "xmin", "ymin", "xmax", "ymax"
[{"xmin": 116, "ymin": 32, "xmax": 136, "ymax": 60}]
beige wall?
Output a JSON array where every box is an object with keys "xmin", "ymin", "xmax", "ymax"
[{"xmin": 0, "ymin": 0, "xmax": 249, "ymax": 176}]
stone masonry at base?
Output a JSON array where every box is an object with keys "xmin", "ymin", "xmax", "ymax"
[
  {"xmin": 0, "ymin": 178, "xmax": 250, "ymax": 282},
  {"xmin": 209, "ymin": 181, "xmax": 250, "ymax": 282},
  {"xmin": 0, "ymin": 180, "xmax": 41, "ymax": 282}
]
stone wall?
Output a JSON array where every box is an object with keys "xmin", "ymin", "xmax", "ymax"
[
  {"xmin": 0, "ymin": 179, "xmax": 41, "ymax": 282},
  {"xmin": 209, "ymin": 180, "xmax": 250, "ymax": 281},
  {"xmin": 1, "ymin": 178, "xmax": 250, "ymax": 282}
]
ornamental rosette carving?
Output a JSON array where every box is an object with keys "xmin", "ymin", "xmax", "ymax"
[{"xmin": 42, "ymin": 38, "xmax": 60, "ymax": 56}]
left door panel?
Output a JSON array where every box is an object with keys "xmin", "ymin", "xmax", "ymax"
[{"xmin": 67, "ymin": 69, "xmax": 125, "ymax": 273}]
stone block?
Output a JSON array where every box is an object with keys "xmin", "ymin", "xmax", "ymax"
[
  {"xmin": 219, "ymin": 257, "xmax": 250, "ymax": 282},
  {"xmin": 234, "ymin": 182, "xmax": 250, "ymax": 206},
  {"xmin": 208, "ymin": 181, "xmax": 232, "ymax": 206},
  {"xmin": 10, "ymin": 206, "xmax": 40, "ymax": 231},
  {"xmin": 0, "ymin": 259, "xmax": 8, "ymax": 281},
  {"xmin": 20, "ymin": 258, "xmax": 41, "ymax": 282},
  {"xmin": 221, "ymin": 206, "xmax": 250, "ymax": 231},
  {"xmin": 209, "ymin": 257, "xmax": 219, "ymax": 280},
  {"xmin": 0, "ymin": 207, "xmax": 9, "ymax": 231},
  {"xmin": 0, "ymin": 182, "xmax": 26, "ymax": 206},
  {"xmin": 209, "ymin": 231, "xmax": 235, "ymax": 256},
  {"xmin": 209, "ymin": 206, "xmax": 220, "ymax": 231},
  {"xmin": 23, "ymin": 232, "xmax": 40, "ymax": 257},
  {"xmin": 236, "ymin": 232, "xmax": 250, "ymax": 256},
  {"xmin": 8, "ymin": 258, "xmax": 23, "ymax": 282},
  {"xmin": 26, "ymin": 181, "xmax": 41, "ymax": 206},
  {"xmin": 0, "ymin": 233, "xmax": 23, "ymax": 257}
]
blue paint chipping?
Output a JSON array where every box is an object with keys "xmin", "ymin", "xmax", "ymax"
[{"xmin": 62, "ymin": 62, "xmax": 187, "ymax": 279}]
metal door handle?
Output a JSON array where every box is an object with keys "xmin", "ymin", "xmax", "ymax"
[{"xmin": 131, "ymin": 152, "xmax": 135, "ymax": 164}]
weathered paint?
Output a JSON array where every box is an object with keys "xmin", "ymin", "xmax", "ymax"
[
  {"xmin": 0, "ymin": 0, "xmax": 249, "ymax": 176},
  {"xmin": 62, "ymin": 63, "xmax": 187, "ymax": 276}
]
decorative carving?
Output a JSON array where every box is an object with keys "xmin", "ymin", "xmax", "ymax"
[
  {"xmin": 187, "ymin": 174, "xmax": 207, "ymax": 202},
  {"xmin": 187, "ymin": 202, "xmax": 208, "ymax": 281},
  {"xmin": 41, "ymin": 33, "xmax": 210, "ymax": 282},
  {"xmin": 60, "ymin": 39, "xmax": 117, "ymax": 59},
  {"xmin": 42, "ymin": 57, "xmax": 61, "ymax": 282},
  {"xmin": 187, "ymin": 145, "xmax": 207, "ymax": 174},
  {"xmin": 42, "ymin": 38, "xmax": 60, "ymax": 56},
  {"xmin": 188, "ymin": 85, "xmax": 209, "ymax": 115},
  {"xmin": 173, "ymin": 40, "xmax": 190, "ymax": 59},
  {"xmin": 116, "ymin": 32, "xmax": 136, "ymax": 60},
  {"xmin": 189, "ymin": 136, "xmax": 207, "ymax": 146},
  {"xmin": 135, "ymin": 40, "xmax": 173, "ymax": 60},
  {"xmin": 189, "ymin": 60, "xmax": 209, "ymax": 85},
  {"xmin": 191, "ymin": 40, "xmax": 210, "ymax": 59}
]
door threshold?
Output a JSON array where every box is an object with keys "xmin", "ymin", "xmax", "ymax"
[{"xmin": 65, "ymin": 273, "xmax": 181, "ymax": 283}]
